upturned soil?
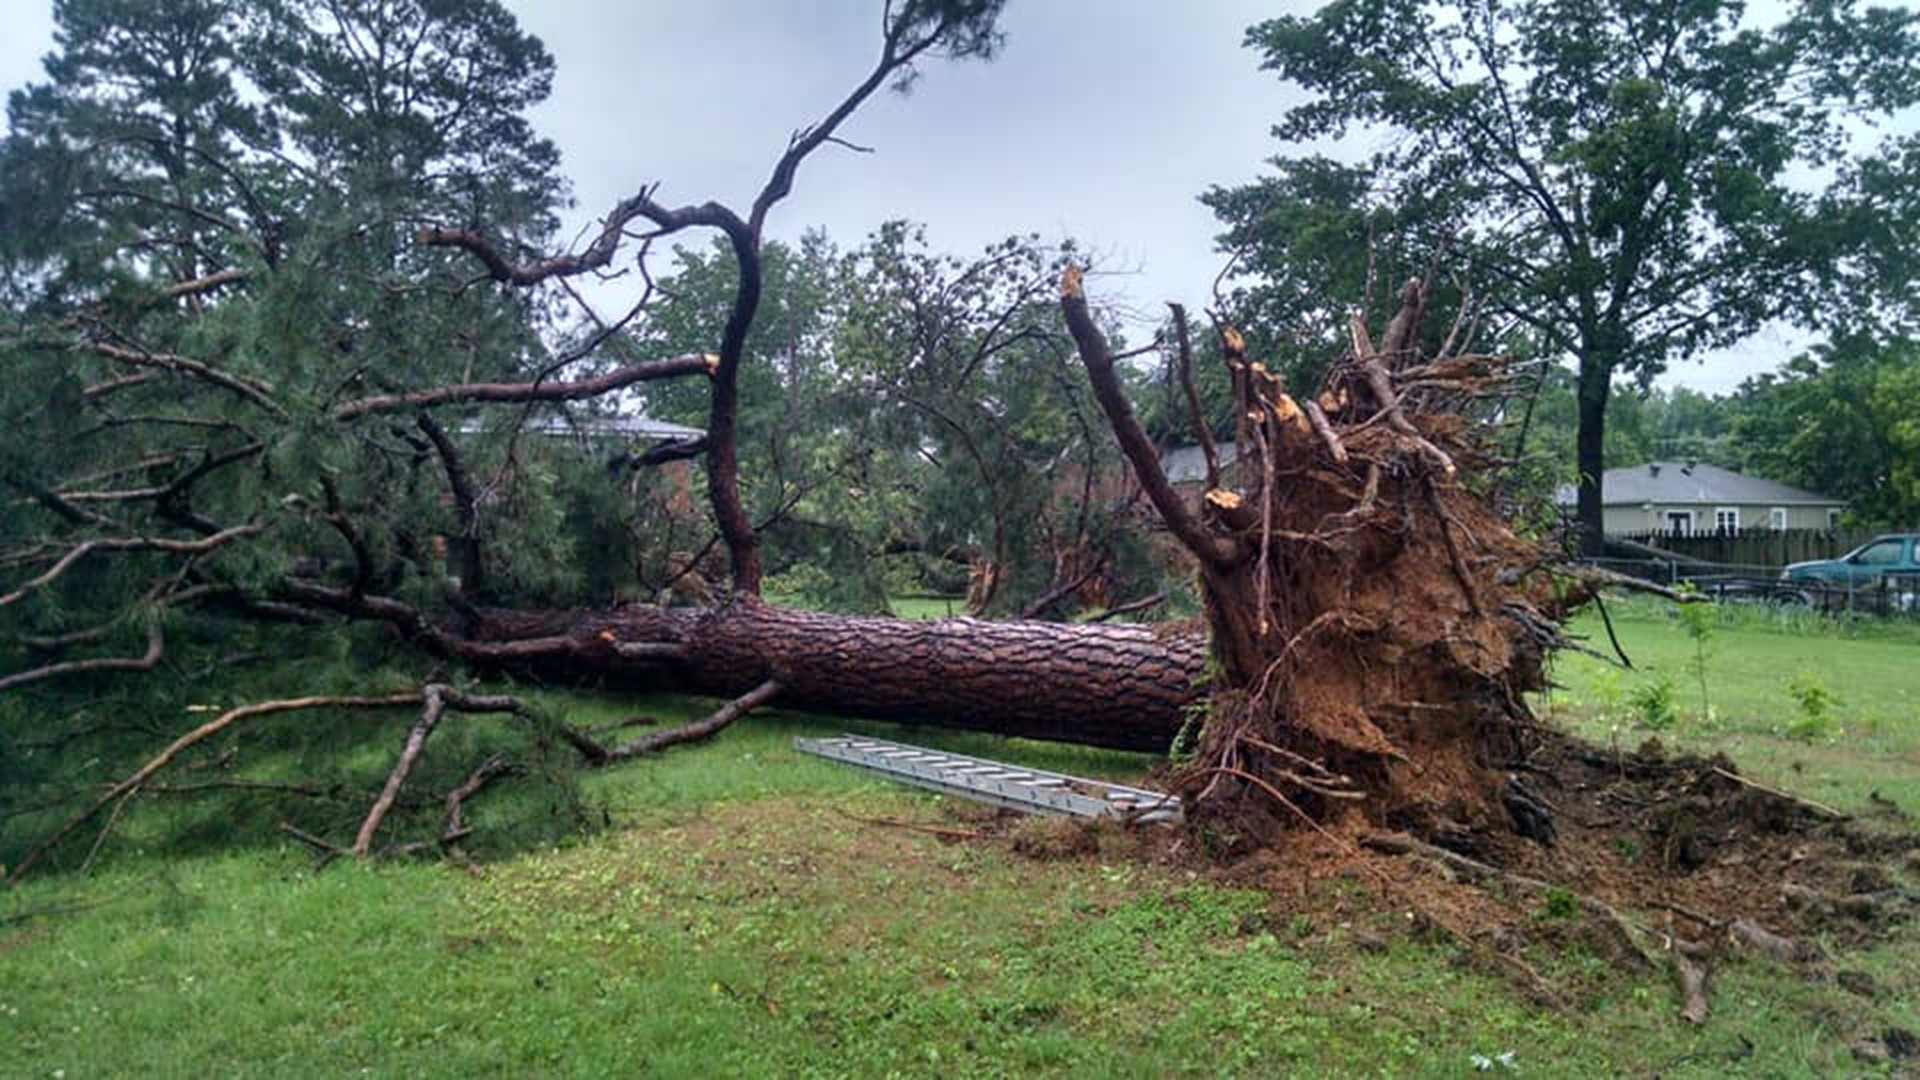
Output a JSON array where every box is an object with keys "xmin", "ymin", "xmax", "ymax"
[{"xmin": 988, "ymin": 726, "xmax": 1919, "ymax": 1032}]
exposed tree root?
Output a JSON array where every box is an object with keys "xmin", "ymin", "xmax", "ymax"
[
  {"xmin": 1363, "ymin": 831, "xmax": 1653, "ymax": 972},
  {"xmin": 1067, "ymin": 268, "xmax": 1560, "ymax": 842},
  {"xmin": 1674, "ymin": 944, "xmax": 1712, "ymax": 1024}
]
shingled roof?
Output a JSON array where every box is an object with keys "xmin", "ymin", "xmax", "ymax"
[
  {"xmin": 1553, "ymin": 462, "xmax": 1842, "ymax": 507},
  {"xmin": 1161, "ymin": 443, "xmax": 1239, "ymax": 485},
  {"xmin": 456, "ymin": 409, "xmax": 704, "ymax": 442}
]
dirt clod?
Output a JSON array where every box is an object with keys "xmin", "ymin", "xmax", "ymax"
[
  {"xmin": 1886, "ymin": 1027, "xmax": 1919, "ymax": 1060},
  {"xmin": 1836, "ymin": 969, "xmax": 1883, "ymax": 998}
]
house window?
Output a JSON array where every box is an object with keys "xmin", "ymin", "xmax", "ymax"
[
  {"xmin": 1665, "ymin": 510, "xmax": 1694, "ymax": 536},
  {"xmin": 1828, "ymin": 509, "xmax": 1842, "ymax": 529},
  {"xmin": 1769, "ymin": 507, "xmax": 1787, "ymax": 531},
  {"xmin": 1714, "ymin": 507, "xmax": 1740, "ymax": 533}
]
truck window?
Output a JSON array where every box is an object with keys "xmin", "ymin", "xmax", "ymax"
[{"xmin": 1854, "ymin": 540, "xmax": 1904, "ymax": 565}]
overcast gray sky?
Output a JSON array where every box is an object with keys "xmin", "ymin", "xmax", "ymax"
[
  {"xmin": 0, "ymin": 0, "xmax": 1863, "ymax": 392},
  {"xmin": 499, "ymin": 1, "xmax": 1309, "ymax": 328}
]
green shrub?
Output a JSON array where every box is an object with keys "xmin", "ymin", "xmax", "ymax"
[
  {"xmin": 1628, "ymin": 674, "xmax": 1679, "ymax": 731},
  {"xmin": 1784, "ymin": 670, "xmax": 1840, "ymax": 741}
]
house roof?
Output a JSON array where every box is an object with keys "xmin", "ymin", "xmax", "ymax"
[
  {"xmin": 456, "ymin": 410, "xmax": 705, "ymax": 442},
  {"xmin": 1161, "ymin": 443, "xmax": 1238, "ymax": 485},
  {"xmin": 1553, "ymin": 462, "xmax": 1843, "ymax": 507}
]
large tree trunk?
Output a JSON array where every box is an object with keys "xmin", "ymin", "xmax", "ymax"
[
  {"xmin": 1576, "ymin": 349, "xmax": 1611, "ymax": 557},
  {"xmin": 475, "ymin": 598, "xmax": 1205, "ymax": 753}
]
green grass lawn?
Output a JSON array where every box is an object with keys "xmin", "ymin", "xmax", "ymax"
[
  {"xmin": 1540, "ymin": 598, "xmax": 1920, "ymax": 816},
  {"xmin": 888, "ymin": 594, "xmax": 964, "ymax": 619},
  {"xmin": 3, "ymin": 605, "xmax": 1918, "ymax": 1076}
]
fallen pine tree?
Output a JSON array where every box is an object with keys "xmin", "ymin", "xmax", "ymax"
[
  {"xmin": 0, "ymin": 0, "xmax": 1812, "ymax": 867},
  {"xmin": 6, "ymin": 0, "xmax": 1919, "ymax": 1034}
]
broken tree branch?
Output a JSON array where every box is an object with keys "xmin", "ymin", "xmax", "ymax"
[
  {"xmin": 1168, "ymin": 302, "xmax": 1222, "ymax": 488},
  {"xmin": 579, "ymin": 679, "xmax": 784, "ymax": 763},
  {"xmin": 0, "ymin": 524, "xmax": 263, "ymax": 610},
  {"xmin": 1062, "ymin": 267, "xmax": 1241, "ymax": 568},
  {"xmin": 0, "ymin": 620, "xmax": 165, "ymax": 694},
  {"xmin": 9, "ymin": 692, "xmax": 425, "ymax": 882},
  {"xmin": 330, "ymin": 353, "xmax": 717, "ymax": 420},
  {"xmin": 351, "ymin": 686, "xmax": 523, "ymax": 856},
  {"xmin": 79, "ymin": 340, "xmax": 282, "ymax": 414},
  {"xmin": 354, "ymin": 686, "xmax": 454, "ymax": 856}
]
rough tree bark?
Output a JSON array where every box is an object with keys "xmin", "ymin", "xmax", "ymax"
[
  {"xmin": 473, "ymin": 599, "xmax": 1206, "ymax": 753},
  {"xmin": 0, "ymin": 1, "xmax": 1578, "ymax": 872}
]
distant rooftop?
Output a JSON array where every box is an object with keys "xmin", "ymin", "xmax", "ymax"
[
  {"xmin": 1553, "ymin": 462, "xmax": 1842, "ymax": 507},
  {"xmin": 1162, "ymin": 443, "xmax": 1238, "ymax": 485},
  {"xmin": 456, "ymin": 409, "xmax": 704, "ymax": 443}
]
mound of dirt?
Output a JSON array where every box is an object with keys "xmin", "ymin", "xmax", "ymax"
[{"xmin": 1103, "ymin": 728, "xmax": 1915, "ymax": 1022}]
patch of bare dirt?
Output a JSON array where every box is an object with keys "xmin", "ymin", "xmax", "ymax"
[{"xmin": 985, "ymin": 726, "xmax": 1920, "ymax": 1023}]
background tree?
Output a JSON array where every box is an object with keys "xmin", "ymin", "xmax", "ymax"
[
  {"xmin": 624, "ymin": 232, "xmax": 871, "ymax": 606},
  {"xmin": 1732, "ymin": 337, "xmax": 1920, "ymax": 528},
  {"xmin": 831, "ymin": 225, "xmax": 1167, "ymax": 618},
  {"xmin": 1203, "ymin": 156, "xmax": 1468, "ymax": 390},
  {"xmin": 626, "ymin": 223, "xmax": 1171, "ymax": 618},
  {"xmin": 1214, "ymin": 0, "xmax": 1920, "ymax": 553}
]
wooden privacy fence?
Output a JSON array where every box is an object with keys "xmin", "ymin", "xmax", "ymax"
[{"xmin": 1615, "ymin": 527, "xmax": 1884, "ymax": 571}]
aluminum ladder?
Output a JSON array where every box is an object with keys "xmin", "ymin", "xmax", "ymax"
[{"xmin": 794, "ymin": 734, "xmax": 1181, "ymax": 824}]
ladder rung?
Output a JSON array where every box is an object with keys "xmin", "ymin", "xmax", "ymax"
[{"xmin": 794, "ymin": 735, "xmax": 1181, "ymax": 825}]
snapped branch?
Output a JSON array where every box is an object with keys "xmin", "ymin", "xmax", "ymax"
[
  {"xmin": 0, "ymin": 524, "xmax": 263, "ymax": 610},
  {"xmin": 0, "ymin": 620, "xmax": 165, "ymax": 694},
  {"xmin": 8, "ymin": 692, "xmax": 425, "ymax": 883},
  {"xmin": 1061, "ymin": 267, "xmax": 1241, "ymax": 568},
  {"xmin": 331, "ymin": 353, "xmax": 717, "ymax": 420}
]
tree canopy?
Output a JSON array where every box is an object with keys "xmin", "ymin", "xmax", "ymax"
[
  {"xmin": 1733, "ymin": 336, "xmax": 1920, "ymax": 527},
  {"xmin": 1212, "ymin": 0, "xmax": 1920, "ymax": 551}
]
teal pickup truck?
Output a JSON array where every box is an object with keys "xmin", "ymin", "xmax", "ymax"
[{"xmin": 1781, "ymin": 533, "xmax": 1920, "ymax": 588}]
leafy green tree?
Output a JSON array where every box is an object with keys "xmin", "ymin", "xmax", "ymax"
[
  {"xmin": 1827, "ymin": 133, "xmax": 1920, "ymax": 337},
  {"xmin": 627, "ymin": 232, "xmax": 899, "ymax": 609},
  {"xmin": 1215, "ymin": 0, "xmax": 1920, "ymax": 552},
  {"xmin": 1733, "ymin": 337, "xmax": 1920, "ymax": 527},
  {"xmin": 629, "ymin": 223, "xmax": 1166, "ymax": 617},
  {"xmin": 835, "ymin": 224, "xmax": 1160, "ymax": 616},
  {"xmin": 1203, "ymin": 157, "xmax": 1467, "ymax": 390},
  {"xmin": 0, "ymin": 0, "xmax": 269, "ymax": 293}
]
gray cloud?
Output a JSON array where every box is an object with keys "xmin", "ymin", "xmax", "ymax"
[
  {"xmin": 5, "ymin": 0, "xmax": 1902, "ymax": 391},
  {"xmin": 505, "ymin": 0, "xmax": 1303, "ymax": 330}
]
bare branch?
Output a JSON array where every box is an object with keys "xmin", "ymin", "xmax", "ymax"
[
  {"xmin": 81, "ymin": 371, "xmax": 162, "ymax": 400},
  {"xmin": 1088, "ymin": 592, "xmax": 1166, "ymax": 622},
  {"xmin": 1167, "ymin": 303, "xmax": 1221, "ymax": 488},
  {"xmin": 0, "ymin": 525, "xmax": 263, "ymax": 610},
  {"xmin": 319, "ymin": 477, "xmax": 376, "ymax": 597},
  {"xmin": 8, "ymin": 692, "xmax": 425, "ymax": 882},
  {"xmin": 439, "ymin": 756, "xmax": 521, "ymax": 855},
  {"xmin": 351, "ymin": 684, "xmax": 439, "ymax": 853},
  {"xmin": 0, "ymin": 621, "xmax": 165, "ymax": 694},
  {"xmin": 80, "ymin": 341, "xmax": 281, "ymax": 414},
  {"xmin": 4, "ymin": 472, "xmax": 117, "ymax": 527},
  {"xmin": 352, "ymin": 685, "xmax": 524, "ymax": 856},
  {"xmin": 415, "ymin": 415, "xmax": 483, "ymax": 595},
  {"xmin": 415, "ymin": 183, "xmax": 680, "ymax": 285},
  {"xmin": 330, "ymin": 353, "xmax": 715, "ymax": 420},
  {"xmin": 154, "ymin": 267, "xmax": 248, "ymax": 303},
  {"xmin": 577, "ymin": 679, "xmax": 783, "ymax": 763},
  {"xmin": 1061, "ymin": 267, "xmax": 1241, "ymax": 568}
]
